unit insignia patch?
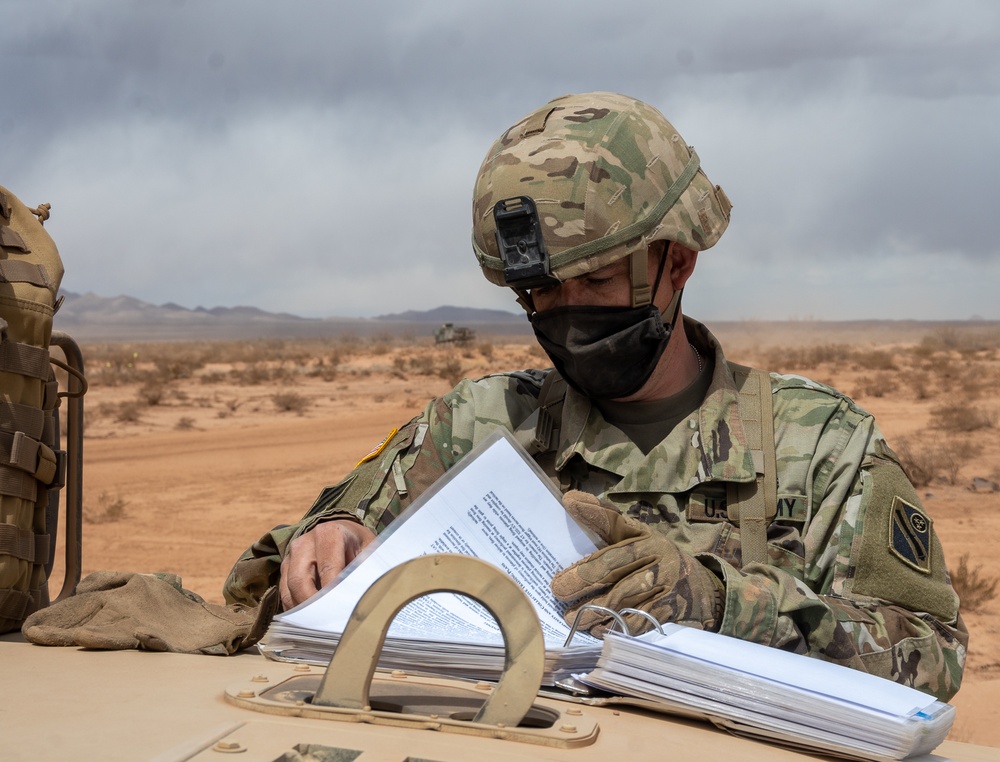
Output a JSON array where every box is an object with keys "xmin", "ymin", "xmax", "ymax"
[{"xmin": 888, "ymin": 495, "xmax": 932, "ymax": 574}]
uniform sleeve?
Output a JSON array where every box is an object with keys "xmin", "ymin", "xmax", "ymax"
[
  {"xmin": 698, "ymin": 415, "xmax": 968, "ymax": 702},
  {"xmin": 223, "ymin": 396, "xmax": 460, "ymax": 606},
  {"xmin": 222, "ymin": 372, "xmax": 544, "ymax": 606}
]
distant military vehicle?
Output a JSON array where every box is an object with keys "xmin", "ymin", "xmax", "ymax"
[{"xmin": 434, "ymin": 322, "xmax": 476, "ymax": 345}]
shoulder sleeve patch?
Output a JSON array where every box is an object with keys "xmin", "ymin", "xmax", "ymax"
[
  {"xmin": 851, "ymin": 455, "xmax": 958, "ymax": 621},
  {"xmin": 889, "ymin": 496, "xmax": 932, "ymax": 574}
]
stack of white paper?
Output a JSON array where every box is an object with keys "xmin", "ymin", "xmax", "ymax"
[
  {"xmin": 583, "ymin": 626, "xmax": 954, "ymax": 761},
  {"xmin": 260, "ymin": 429, "xmax": 602, "ymax": 684}
]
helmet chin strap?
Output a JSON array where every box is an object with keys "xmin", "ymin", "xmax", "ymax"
[
  {"xmin": 648, "ymin": 243, "xmax": 684, "ymax": 333},
  {"xmin": 511, "ymin": 286, "xmax": 535, "ymax": 315},
  {"xmin": 630, "ymin": 248, "xmax": 652, "ymax": 307}
]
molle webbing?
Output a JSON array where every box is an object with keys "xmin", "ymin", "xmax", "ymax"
[
  {"xmin": 0, "ymin": 183, "xmax": 65, "ymax": 633},
  {"xmin": 0, "ymin": 523, "xmax": 49, "ymax": 565},
  {"xmin": 0, "ymin": 338, "xmax": 53, "ymax": 381},
  {"xmin": 0, "ymin": 259, "xmax": 55, "ymax": 291}
]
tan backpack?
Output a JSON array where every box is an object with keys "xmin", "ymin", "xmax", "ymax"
[{"xmin": 0, "ymin": 184, "xmax": 67, "ymax": 633}]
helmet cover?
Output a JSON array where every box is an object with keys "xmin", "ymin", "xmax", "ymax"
[{"xmin": 472, "ymin": 92, "xmax": 732, "ymax": 288}]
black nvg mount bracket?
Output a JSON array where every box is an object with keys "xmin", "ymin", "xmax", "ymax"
[{"xmin": 493, "ymin": 196, "xmax": 560, "ymax": 289}]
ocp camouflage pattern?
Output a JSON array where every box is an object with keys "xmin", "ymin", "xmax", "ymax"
[
  {"xmin": 472, "ymin": 92, "xmax": 733, "ymax": 286},
  {"xmin": 225, "ymin": 318, "xmax": 966, "ymax": 701}
]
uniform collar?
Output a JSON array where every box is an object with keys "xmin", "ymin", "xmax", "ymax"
[{"xmin": 554, "ymin": 317, "xmax": 757, "ymax": 490}]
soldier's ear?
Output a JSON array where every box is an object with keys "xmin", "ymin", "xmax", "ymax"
[{"xmin": 668, "ymin": 243, "xmax": 698, "ymax": 290}]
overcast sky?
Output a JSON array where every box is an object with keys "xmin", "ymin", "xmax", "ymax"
[{"xmin": 3, "ymin": 1, "xmax": 998, "ymax": 321}]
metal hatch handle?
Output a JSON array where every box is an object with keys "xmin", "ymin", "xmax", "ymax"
[{"xmin": 312, "ymin": 553, "xmax": 546, "ymax": 728}]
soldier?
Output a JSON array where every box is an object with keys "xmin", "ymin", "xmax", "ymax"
[{"xmin": 225, "ymin": 92, "xmax": 967, "ymax": 700}]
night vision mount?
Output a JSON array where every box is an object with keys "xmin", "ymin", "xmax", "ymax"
[{"xmin": 493, "ymin": 196, "xmax": 560, "ymax": 289}]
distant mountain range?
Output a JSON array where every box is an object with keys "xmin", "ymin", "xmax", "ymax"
[
  {"xmin": 54, "ymin": 291, "xmax": 528, "ymax": 342},
  {"xmin": 54, "ymin": 291, "xmax": 994, "ymax": 345}
]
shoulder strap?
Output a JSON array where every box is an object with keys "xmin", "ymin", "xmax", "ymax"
[
  {"xmin": 514, "ymin": 363, "xmax": 778, "ymax": 569},
  {"xmin": 726, "ymin": 363, "xmax": 778, "ymax": 568},
  {"xmin": 513, "ymin": 369, "xmax": 567, "ymax": 456}
]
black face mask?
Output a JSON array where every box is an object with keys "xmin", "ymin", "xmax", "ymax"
[{"xmin": 530, "ymin": 303, "xmax": 674, "ymax": 400}]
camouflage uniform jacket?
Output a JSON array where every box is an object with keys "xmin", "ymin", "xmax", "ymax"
[{"xmin": 225, "ymin": 319, "xmax": 967, "ymax": 701}]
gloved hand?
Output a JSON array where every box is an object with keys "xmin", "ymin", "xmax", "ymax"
[
  {"xmin": 551, "ymin": 491, "xmax": 725, "ymax": 636},
  {"xmin": 22, "ymin": 571, "xmax": 279, "ymax": 655}
]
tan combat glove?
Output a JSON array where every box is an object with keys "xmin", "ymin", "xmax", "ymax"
[
  {"xmin": 22, "ymin": 571, "xmax": 279, "ymax": 654},
  {"xmin": 551, "ymin": 491, "xmax": 725, "ymax": 636}
]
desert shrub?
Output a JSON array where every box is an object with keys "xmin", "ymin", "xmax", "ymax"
[
  {"xmin": 87, "ymin": 491, "xmax": 128, "ymax": 524},
  {"xmin": 175, "ymin": 416, "xmax": 196, "ymax": 431},
  {"xmin": 306, "ymin": 364, "xmax": 338, "ymax": 382},
  {"xmin": 478, "ymin": 342, "xmax": 495, "ymax": 361},
  {"xmin": 853, "ymin": 374, "xmax": 899, "ymax": 399},
  {"xmin": 908, "ymin": 371, "xmax": 933, "ymax": 401},
  {"xmin": 922, "ymin": 327, "xmax": 1000, "ymax": 354},
  {"xmin": 87, "ymin": 349, "xmax": 144, "ymax": 386},
  {"xmin": 108, "ymin": 401, "xmax": 143, "ymax": 424},
  {"xmin": 958, "ymin": 375, "xmax": 988, "ymax": 400},
  {"xmin": 437, "ymin": 357, "xmax": 464, "ymax": 386},
  {"xmin": 216, "ymin": 398, "xmax": 241, "ymax": 418},
  {"xmin": 920, "ymin": 352, "xmax": 957, "ymax": 379},
  {"xmin": 407, "ymin": 355, "xmax": 437, "ymax": 375},
  {"xmin": 894, "ymin": 438, "xmax": 933, "ymax": 487},
  {"xmin": 922, "ymin": 328, "xmax": 962, "ymax": 351},
  {"xmin": 138, "ymin": 380, "xmax": 167, "ymax": 406},
  {"xmin": 852, "ymin": 349, "xmax": 897, "ymax": 371},
  {"xmin": 154, "ymin": 357, "xmax": 202, "ymax": 380},
  {"xmin": 272, "ymin": 391, "xmax": 309, "ymax": 414},
  {"xmin": 762, "ymin": 344, "xmax": 848, "ymax": 372},
  {"xmin": 231, "ymin": 363, "xmax": 271, "ymax": 386},
  {"xmin": 268, "ymin": 366, "xmax": 296, "ymax": 383},
  {"xmin": 895, "ymin": 437, "xmax": 974, "ymax": 487},
  {"xmin": 931, "ymin": 402, "xmax": 997, "ymax": 433},
  {"xmin": 951, "ymin": 554, "xmax": 999, "ymax": 612},
  {"xmin": 199, "ymin": 371, "xmax": 227, "ymax": 385}
]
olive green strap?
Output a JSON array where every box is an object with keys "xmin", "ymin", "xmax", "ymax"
[
  {"xmin": 727, "ymin": 365, "xmax": 777, "ymax": 568},
  {"xmin": 0, "ymin": 339, "xmax": 52, "ymax": 381},
  {"xmin": 0, "ymin": 259, "xmax": 53, "ymax": 289},
  {"xmin": 0, "ymin": 398, "xmax": 46, "ymax": 439},
  {"xmin": 0, "ymin": 522, "xmax": 49, "ymax": 564}
]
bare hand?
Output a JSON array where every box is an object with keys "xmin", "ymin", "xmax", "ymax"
[{"xmin": 279, "ymin": 520, "xmax": 376, "ymax": 610}]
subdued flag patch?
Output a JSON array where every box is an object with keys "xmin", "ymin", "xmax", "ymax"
[{"xmin": 888, "ymin": 495, "xmax": 932, "ymax": 574}]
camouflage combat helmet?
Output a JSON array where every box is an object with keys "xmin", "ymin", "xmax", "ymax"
[{"xmin": 472, "ymin": 92, "xmax": 732, "ymax": 307}]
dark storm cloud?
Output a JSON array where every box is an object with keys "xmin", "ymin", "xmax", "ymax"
[{"xmin": 2, "ymin": 0, "xmax": 997, "ymax": 318}]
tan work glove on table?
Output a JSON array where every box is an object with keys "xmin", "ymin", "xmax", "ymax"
[
  {"xmin": 22, "ymin": 571, "xmax": 278, "ymax": 655},
  {"xmin": 551, "ymin": 491, "xmax": 725, "ymax": 636}
]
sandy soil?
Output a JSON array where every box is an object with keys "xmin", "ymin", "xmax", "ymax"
[{"xmin": 44, "ymin": 324, "xmax": 1000, "ymax": 747}]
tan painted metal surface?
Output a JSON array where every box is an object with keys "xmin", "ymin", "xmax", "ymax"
[{"xmin": 2, "ymin": 633, "xmax": 999, "ymax": 762}]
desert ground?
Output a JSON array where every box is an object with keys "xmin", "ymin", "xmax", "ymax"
[{"xmin": 45, "ymin": 320, "xmax": 1000, "ymax": 747}]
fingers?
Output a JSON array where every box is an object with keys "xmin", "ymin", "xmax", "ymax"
[
  {"xmin": 561, "ymin": 490, "xmax": 645, "ymax": 544},
  {"xmin": 551, "ymin": 551, "xmax": 653, "ymax": 600},
  {"xmin": 561, "ymin": 491, "xmax": 611, "ymax": 536},
  {"xmin": 279, "ymin": 521, "xmax": 376, "ymax": 610}
]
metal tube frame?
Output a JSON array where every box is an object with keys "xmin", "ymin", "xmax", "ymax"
[{"xmin": 49, "ymin": 330, "xmax": 84, "ymax": 602}]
